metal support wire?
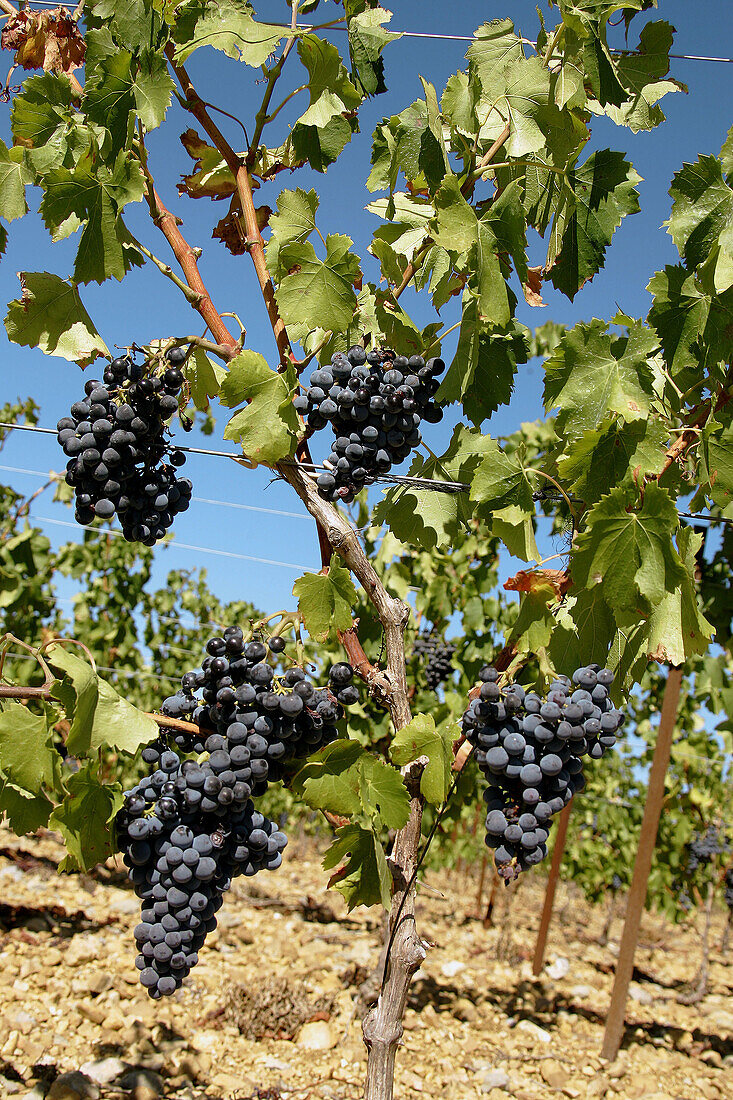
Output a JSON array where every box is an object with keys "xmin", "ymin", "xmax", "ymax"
[{"xmin": 2, "ymin": 421, "xmax": 733, "ymax": 526}]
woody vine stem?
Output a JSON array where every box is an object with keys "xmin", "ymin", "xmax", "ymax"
[{"xmin": 152, "ymin": 17, "xmax": 420, "ymax": 1100}]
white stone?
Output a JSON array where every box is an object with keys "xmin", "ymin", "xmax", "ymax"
[{"xmin": 547, "ymin": 957, "xmax": 570, "ymax": 980}]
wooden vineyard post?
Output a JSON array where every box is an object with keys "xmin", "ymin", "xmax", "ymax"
[
  {"xmin": 532, "ymin": 801, "xmax": 573, "ymax": 976},
  {"xmin": 601, "ymin": 666, "xmax": 684, "ymax": 1060}
]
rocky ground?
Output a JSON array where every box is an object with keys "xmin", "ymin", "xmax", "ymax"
[{"xmin": 0, "ymin": 825, "xmax": 731, "ymax": 1100}]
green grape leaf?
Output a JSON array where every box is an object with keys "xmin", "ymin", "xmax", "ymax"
[
  {"xmin": 346, "ymin": 5, "xmax": 400, "ymax": 96},
  {"xmin": 296, "ymin": 739, "xmax": 364, "ymax": 817},
  {"xmin": 506, "ymin": 581, "xmax": 557, "ymax": 657},
  {"xmin": 46, "ymin": 644, "xmax": 158, "ymax": 756},
  {"xmin": 647, "ymin": 265, "xmax": 733, "ymax": 378},
  {"xmin": 220, "ymin": 351, "xmax": 299, "ymax": 465},
  {"xmin": 182, "ymin": 347, "xmax": 227, "ymax": 411},
  {"xmin": 296, "ymin": 33, "xmax": 362, "ymax": 109},
  {"xmin": 297, "ymin": 740, "xmax": 409, "ymax": 829},
  {"xmin": 290, "ymin": 95, "xmax": 354, "ymax": 172},
  {"xmin": 322, "ymin": 823, "xmax": 391, "ymax": 909},
  {"xmin": 293, "ymin": 554, "xmax": 358, "ymax": 642},
  {"xmin": 11, "ymin": 71, "xmax": 75, "ymax": 156},
  {"xmin": 367, "ymin": 100, "xmax": 446, "ymax": 198},
  {"xmin": 39, "ymin": 151, "xmax": 145, "ymax": 285},
  {"xmin": 265, "ymin": 187, "xmax": 319, "ymax": 279},
  {"xmin": 371, "ymin": 426, "xmax": 492, "ymax": 551},
  {"xmin": 173, "ymin": 1, "xmax": 285, "ymax": 65},
  {"xmin": 454, "ymin": 431, "xmax": 539, "ymax": 561},
  {"xmin": 467, "ymin": 19, "xmax": 524, "ymax": 85},
  {"xmin": 5, "ymin": 271, "xmax": 109, "ymax": 367},
  {"xmin": 275, "ymin": 235, "xmax": 361, "ymax": 332},
  {"xmin": 436, "ymin": 296, "xmax": 528, "ymax": 425},
  {"xmin": 0, "ymin": 778, "xmax": 52, "ymax": 834},
  {"xmin": 49, "ymin": 761, "xmax": 123, "ymax": 872},
  {"xmin": 476, "ymin": 54, "xmax": 556, "ymax": 158},
  {"xmin": 0, "ymin": 139, "xmax": 32, "ymax": 222},
  {"xmin": 133, "ymin": 49, "xmax": 176, "ymax": 131},
  {"xmin": 667, "ymin": 154, "xmax": 733, "ymax": 293},
  {"xmin": 0, "ymin": 701, "xmax": 57, "ymax": 793},
  {"xmin": 89, "ymin": 0, "xmax": 162, "ymax": 54},
  {"xmin": 83, "ymin": 49, "xmax": 135, "ymax": 156},
  {"xmin": 699, "ymin": 417, "xmax": 733, "ymax": 510},
  {"xmin": 600, "ymin": 22, "xmax": 684, "ymax": 133},
  {"xmin": 290, "ymin": 35, "xmax": 361, "ymax": 171},
  {"xmin": 470, "ymin": 438, "xmax": 535, "ymax": 515},
  {"xmin": 545, "ymin": 150, "xmax": 641, "ymax": 299},
  {"xmin": 646, "ymin": 527, "xmax": 714, "ymax": 665},
  {"xmin": 571, "ymin": 483, "xmax": 686, "ymax": 618},
  {"xmin": 720, "ymin": 124, "xmax": 733, "ymax": 178},
  {"xmin": 390, "ymin": 713, "xmax": 454, "ymax": 806},
  {"xmin": 543, "ymin": 319, "xmax": 656, "ymax": 439},
  {"xmin": 548, "ymin": 586, "xmax": 616, "ymax": 673},
  {"xmin": 557, "ymin": 417, "xmax": 668, "ymax": 503}
]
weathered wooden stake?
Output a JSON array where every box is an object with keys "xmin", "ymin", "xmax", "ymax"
[
  {"xmin": 532, "ymin": 801, "xmax": 572, "ymax": 976},
  {"xmin": 601, "ymin": 666, "xmax": 683, "ymax": 1060}
]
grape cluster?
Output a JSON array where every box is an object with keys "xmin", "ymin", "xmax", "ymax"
[
  {"xmin": 687, "ymin": 824, "xmax": 730, "ymax": 873},
  {"xmin": 293, "ymin": 345, "xmax": 445, "ymax": 503},
  {"xmin": 158, "ymin": 631, "xmax": 359, "ymax": 789},
  {"xmin": 57, "ymin": 348, "xmax": 191, "ymax": 546},
  {"xmin": 118, "ymin": 628, "xmax": 358, "ymax": 997},
  {"xmin": 413, "ymin": 631, "xmax": 456, "ymax": 691},
  {"xmin": 462, "ymin": 665, "xmax": 625, "ymax": 881},
  {"xmin": 725, "ymin": 867, "xmax": 733, "ymax": 911}
]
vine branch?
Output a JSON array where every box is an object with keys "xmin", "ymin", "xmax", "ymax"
[{"xmin": 0, "ymin": 681, "xmax": 201, "ymax": 734}]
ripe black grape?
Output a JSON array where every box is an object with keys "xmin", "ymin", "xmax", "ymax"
[
  {"xmin": 686, "ymin": 823, "xmax": 730, "ymax": 873},
  {"xmin": 462, "ymin": 665, "xmax": 625, "ymax": 881},
  {"xmin": 118, "ymin": 631, "xmax": 359, "ymax": 997},
  {"xmin": 58, "ymin": 347, "xmax": 192, "ymax": 545},
  {"xmin": 295, "ymin": 345, "xmax": 446, "ymax": 503},
  {"xmin": 413, "ymin": 630, "xmax": 456, "ymax": 691}
]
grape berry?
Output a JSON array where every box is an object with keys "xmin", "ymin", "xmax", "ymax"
[
  {"xmin": 462, "ymin": 665, "xmax": 624, "ymax": 881},
  {"xmin": 117, "ymin": 628, "xmax": 358, "ymax": 998},
  {"xmin": 57, "ymin": 347, "xmax": 191, "ymax": 546},
  {"xmin": 293, "ymin": 344, "xmax": 445, "ymax": 504}
]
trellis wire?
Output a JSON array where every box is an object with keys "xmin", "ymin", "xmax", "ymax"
[{"xmin": 1, "ymin": 421, "xmax": 731, "ymax": 528}]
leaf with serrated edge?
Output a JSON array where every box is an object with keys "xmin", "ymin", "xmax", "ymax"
[
  {"xmin": 390, "ymin": 713, "xmax": 453, "ymax": 806},
  {"xmin": 371, "ymin": 425, "xmax": 492, "ymax": 550},
  {"xmin": 571, "ymin": 483, "xmax": 686, "ymax": 618},
  {"xmin": 173, "ymin": 2, "xmax": 285, "ymax": 65},
  {"xmin": 182, "ymin": 348, "xmax": 227, "ymax": 411},
  {"xmin": 293, "ymin": 555, "xmax": 357, "ymax": 642},
  {"xmin": 47, "ymin": 644, "xmax": 157, "ymax": 755},
  {"xmin": 275, "ymin": 235, "xmax": 360, "ymax": 332},
  {"xmin": 265, "ymin": 187, "xmax": 319, "ymax": 278},
  {"xmin": 220, "ymin": 351, "xmax": 299, "ymax": 466},
  {"xmin": 0, "ymin": 139, "xmax": 32, "ymax": 222},
  {"xmin": 543, "ymin": 318, "xmax": 655, "ymax": 439},
  {"xmin": 668, "ymin": 154, "xmax": 733, "ymax": 293},
  {"xmin": 646, "ymin": 528, "xmax": 713, "ymax": 665},
  {"xmin": 50, "ymin": 761, "xmax": 122, "ymax": 871},
  {"xmin": 322, "ymin": 824, "xmax": 391, "ymax": 909},
  {"xmin": 557, "ymin": 417, "xmax": 668, "ymax": 504},
  {"xmin": 0, "ymin": 777, "xmax": 52, "ymax": 834},
  {"xmin": 0, "ymin": 701, "xmax": 57, "ymax": 793},
  {"xmin": 133, "ymin": 49, "xmax": 175, "ymax": 130},
  {"xmin": 297, "ymin": 740, "xmax": 409, "ymax": 829},
  {"xmin": 5, "ymin": 272, "xmax": 109, "ymax": 367}
]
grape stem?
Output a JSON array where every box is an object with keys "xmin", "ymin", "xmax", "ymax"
[{"xmin": 0, "ymin": 678, "xmax": 201, "ymax": 735}]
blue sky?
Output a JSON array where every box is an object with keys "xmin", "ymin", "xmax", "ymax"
[{"xmin": 1, "ymin": 0, "xmax": 732, "ymax": 622}]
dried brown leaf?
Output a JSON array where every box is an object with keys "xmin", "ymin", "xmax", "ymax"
[{"xmin": 1, "ymin": 8, "xmax": 85, "ymax": 76}]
